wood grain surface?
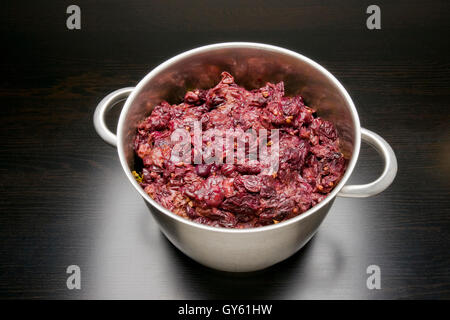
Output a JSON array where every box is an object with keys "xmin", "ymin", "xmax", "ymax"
[{"xmin": 0, "ymin": 0, "xmax": 449, "ymax": 299}]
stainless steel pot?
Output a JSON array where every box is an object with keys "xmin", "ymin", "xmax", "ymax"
[{"xmin": 93, "ymin": 42, "xmax": 397, "ymax": 272}]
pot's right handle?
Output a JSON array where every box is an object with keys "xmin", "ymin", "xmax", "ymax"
[
  {"xmin": 93, "ymin": 87, "xmax": 134, "ymax": 147},
  {"xmin": 337, "ymin": 128, "xmax": 397, "ymax": 198}
]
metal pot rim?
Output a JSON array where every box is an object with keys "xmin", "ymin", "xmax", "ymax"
[{"xmin": 116, "ymin": 42, "xmax": 361, "ymax": 234}]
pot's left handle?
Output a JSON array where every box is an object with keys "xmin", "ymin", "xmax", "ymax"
[{"xmin": 93, "ymin": 87, "xmax": 135, "ymax": 147}]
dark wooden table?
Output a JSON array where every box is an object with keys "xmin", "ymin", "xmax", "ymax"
[{"xmin": 1, "ymin": 0, "xmax": 449, "ymax": 299}]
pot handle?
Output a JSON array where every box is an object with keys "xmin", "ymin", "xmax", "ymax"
[
  {"xmin": 337, "ymin": 128, "xmax": 397, "ymax": 198},
  {"xmin": 93, "ymin": 87, "xmax": 134, "ymax": 147}
]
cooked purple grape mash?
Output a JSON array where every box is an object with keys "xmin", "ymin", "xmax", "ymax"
[{"xmin": 134, "ymin": 72, "xmax": 347, "ymax": 228}]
